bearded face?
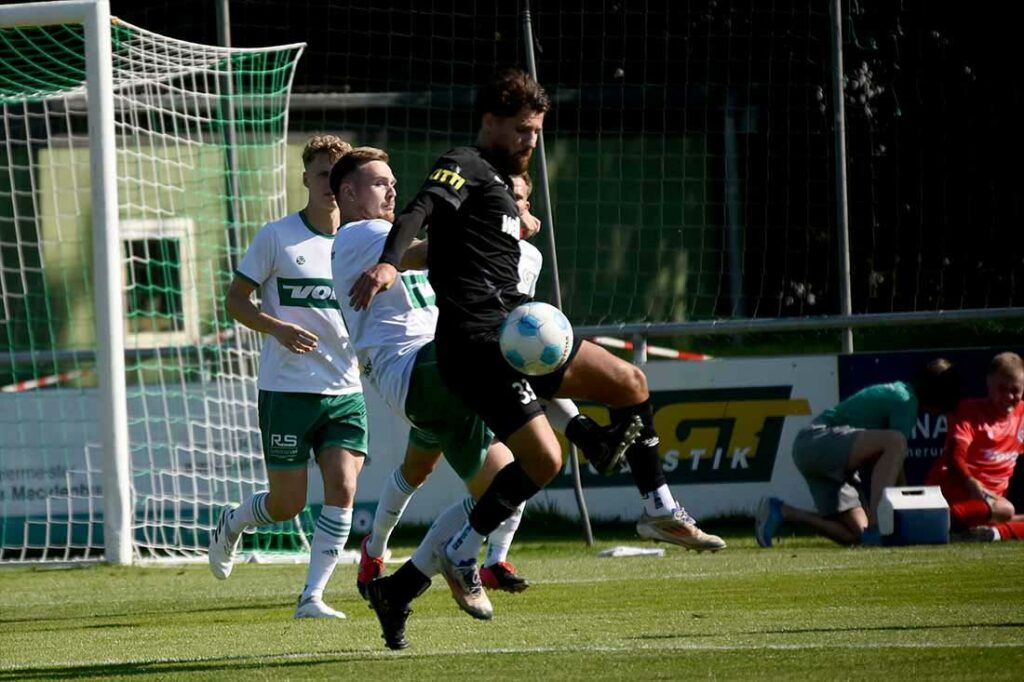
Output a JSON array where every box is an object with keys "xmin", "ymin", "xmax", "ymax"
[{"xmin": 481, "ymin": 109, "xmax": 544, "ymax": 176}]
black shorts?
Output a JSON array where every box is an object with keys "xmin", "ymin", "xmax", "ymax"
[{"xmin": 435, "ymin": 332, "xmax": 583, "ymax": 441}]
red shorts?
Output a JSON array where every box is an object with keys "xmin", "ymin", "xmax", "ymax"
[{"xmin": 938, "ymin": 481, "xmax": 991, "ymax": 528}]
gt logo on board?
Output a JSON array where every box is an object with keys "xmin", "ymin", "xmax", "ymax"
[{"xmin": 554, "ymin": 386, "xmax": 811, "ymax": 485}]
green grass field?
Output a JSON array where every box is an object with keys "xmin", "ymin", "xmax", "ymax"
[{"xmin": 1, "ymin": 531, "xmax": 1023, "ymax": 680}]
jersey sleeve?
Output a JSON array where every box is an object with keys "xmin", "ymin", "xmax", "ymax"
[
  {"xmin": 235, "ymin": 225, "xmax": 276, "ymax": 287},
  {"xmin": 335, "ymin": 222, "xmax": 389, "ymax": 290},
  {"xmin": 419, "ymin": 148, "xmax": 479, "ymax": 211}
]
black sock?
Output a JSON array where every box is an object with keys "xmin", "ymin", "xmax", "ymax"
[
  {"xmin": 468, "ymin": 461, "xmax": 541, "ymax": 536},
  {"xmin": 610, "ymin": 400, "xmax": 666, "ymax": 495},
  {"xmin": 388, "ymin": 560, "xmax": 431, "ymax": 604},
  {"xmin": 565, "ymin": 414, "xmax": 597, "ymax": 451}
]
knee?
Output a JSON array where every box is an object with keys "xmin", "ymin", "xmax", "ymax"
[
  {"xmin": 618, "ymin": 362, "xmax": 648, "ymax": 404},
  {"xmin": 990, "ymin": 497, "xmax": 1015, "ymax": 522},
  {"xmin": 526, "ymin": 445, "xmax": 563, "ymax": 486},
  {"xmin": 325, "ymin": 476, "xmax": 358, "ymax": 499},
  {"xmin": 323, "ymin": 471, "xmax": 359, "ymax": 502}
]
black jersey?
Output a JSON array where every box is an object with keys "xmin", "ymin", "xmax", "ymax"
[{"xmin": 420, "ymin": 146, "xmax": 528, "ymax": 340}]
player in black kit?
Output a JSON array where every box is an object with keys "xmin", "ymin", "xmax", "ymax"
[{"xmin": 350, "ymin": 69, "xmax": 724, "ymax": 649}]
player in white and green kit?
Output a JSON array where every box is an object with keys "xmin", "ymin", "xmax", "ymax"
[
  {"xmin": 208, "ymin": 135, "xmax": 367, "ymax": 620},
  {"xmin": 330, "ymin": 148, "xmax": 521, "ymax": 643}
]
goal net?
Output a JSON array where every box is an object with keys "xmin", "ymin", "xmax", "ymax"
[{"xmin": 0, "ymin": 8, "xmax": 307, "ymax": 561}]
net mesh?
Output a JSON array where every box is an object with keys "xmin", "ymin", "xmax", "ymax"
[{"xmin": 0, "ymin": 15, "xmax": 306, "ymax": 561}]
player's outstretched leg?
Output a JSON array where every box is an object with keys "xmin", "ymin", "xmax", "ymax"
[
  {"xmin": 620, "ymin": 403, "xmax": 726, "ymax": 551},
  {"xmin": 208, "ymin": 504, "xmax": 243, "ymax": 579},
  {"xmin": 567, "ymin": 413, "xmax": 643, "ymax": 476},
  {"xmin": 553, "ymin": 342, "xmax": 725, "ymax": 551},
  {"xmin": 545, "ymin": 398, "xmax": 642, "ymax": 476}
]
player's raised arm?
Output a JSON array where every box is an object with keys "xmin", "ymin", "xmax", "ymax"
[{"xmin": 400, "ymin": 238, "xmax": 429, "ymax": 270}]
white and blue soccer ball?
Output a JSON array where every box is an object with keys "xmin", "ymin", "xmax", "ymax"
[{"xmin": 499, "ymin": 302, "xmax": 574, "ymax": 376}]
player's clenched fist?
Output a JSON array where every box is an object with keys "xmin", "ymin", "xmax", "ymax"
[
  {"xmin": 349, "ymin": 262, "xmax": 397, "ymax": 311},
  {"xmin": 520, "ymin": 210, "xmax": 541, "ymax": 240},
  {"xmin": 272, "ymin": 322, "xmax": 319, "ymax": 353}
]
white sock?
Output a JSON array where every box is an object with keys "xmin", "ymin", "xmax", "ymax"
[
  {"xmin": 542, "ymin": 398, "xmax": 580, "ymax": 434},
  {"xmin": 411, "ymin": 497, "xmax": 474, "ymax": 577},
  {"xmin": 228, "ymin": 491, "xmax": 272, "ymax": 534},
  {"xmin": 642, "ymin": 484, "xmax": 676, "ymax": 517},
  {"xmin": 367, "ymin": 467, "xmax": 420, "ymax": 557},
  {"xmin": 485, "ymin": 502, "xmax": 524, "ymax": 566},
  {"xmin": 444, "ymin": 502, "xmax": 487, "ymax": 566},
  {"xmin": 300, "ymin": 505, "xmax": 352, "ymax": 602}
]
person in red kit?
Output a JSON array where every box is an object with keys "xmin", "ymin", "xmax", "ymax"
[{"xmin": 927, "ymin": 352, "xmax": 1024, "ymax": 541}]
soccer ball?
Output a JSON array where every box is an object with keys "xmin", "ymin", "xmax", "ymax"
[{"xmin": 499, "ymin": 302, "xmax": 574, "ymax": 376}]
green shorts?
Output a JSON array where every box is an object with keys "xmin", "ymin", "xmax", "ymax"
[
  {"xmin": 404, "ymin": 341, "xmax": 494, "ymax": 481},
  {"xmin": 258, "ymin": 390, "xmax": 368, "ymax": 469}
]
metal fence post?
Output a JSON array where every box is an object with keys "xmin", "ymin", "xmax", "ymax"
[{"xmin": 829, "ymin": 0, "xmax": 855, "ymax": 353}]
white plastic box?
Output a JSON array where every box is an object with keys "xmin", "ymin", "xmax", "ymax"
[{"xmin": 877, "ymin": 486, "xmax": 950, "ymax": 545}]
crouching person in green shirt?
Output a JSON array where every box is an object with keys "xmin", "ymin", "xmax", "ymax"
[{"xmin": 756, "ymin": 358, "xmax": 962, "ymax": 547}]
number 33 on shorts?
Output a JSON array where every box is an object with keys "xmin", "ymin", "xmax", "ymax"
[{"xmin": 511, "ymin": 379, "xmax": 537, "ymax": 405}]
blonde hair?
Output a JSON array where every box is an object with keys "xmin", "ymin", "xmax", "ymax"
[
  {"xmin": 989, "ymin": 352, "xmax": 1024, "ymax": 379},
  {"xmin": 301, "ymin": 134, "xmax": 351, "ymax": 167}
]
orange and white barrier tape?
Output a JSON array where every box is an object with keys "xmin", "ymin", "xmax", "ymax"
[
  {"xmin": 2, "ymin": 329, "xmax": 240, "ymax": 395},
  {"xmin": 591, "ymin": 336, "xmax": 711, "ymax": 361},
  {"xmin": 1, "ymin": 368, "xmax": 89, "ymax": 393}
]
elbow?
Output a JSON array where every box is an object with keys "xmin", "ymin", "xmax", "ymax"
[
  {"xmin": 225, "ymin": 294, "xmax": 243, "ymax": 322},
  {"xmin": 399, "ymin": 239, "xmax": 428, "ymax": 271}
]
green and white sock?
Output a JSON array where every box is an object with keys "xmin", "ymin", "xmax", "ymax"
[
  {"xmin": 228, "ymin": 491, "xmax": 272, "ymax": 534},
  {"xmin": 368, "ymin": 467, "xmax": 419, "ymax": 557},
  {"xmin": 301, "ymin": 505, "xmax": 352, "ymax": 602}
]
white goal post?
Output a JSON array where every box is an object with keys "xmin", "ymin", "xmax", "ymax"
[
  {"xmin": 0, "ymin": 0, "xmax": 306, "ymax": 564},
  {"xmin": 2, "ymin": 0, "xmax": 129, "ymax": 564}
]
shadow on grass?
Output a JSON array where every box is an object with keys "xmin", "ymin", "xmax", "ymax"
[
  {"xmin": 0, "ymin": 653, "xmax": 371, "ymax": 681},
  {"xmin": 0, "ymin": 600, "xmax": 288, "ymax": 627},
  {"xmin": 631, "ymin": 621, "xmax": 1024, "ymax": 641}
]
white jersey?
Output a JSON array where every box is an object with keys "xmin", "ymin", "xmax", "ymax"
[
  {"xmin": 517, "ymin": 240, "xmax": 543, "ymax": 297},
  {"xmin": 332, "ymin": 219, "xmax": 438, "ymax": 420},
  {"xmin": 236, "ymin": 211, "xmax": 361, "ymax": 395}
]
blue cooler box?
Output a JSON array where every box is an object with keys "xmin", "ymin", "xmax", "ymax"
[{"xmin": 877, "ymin": 486, "xmax": 950, "ymax": 546}]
